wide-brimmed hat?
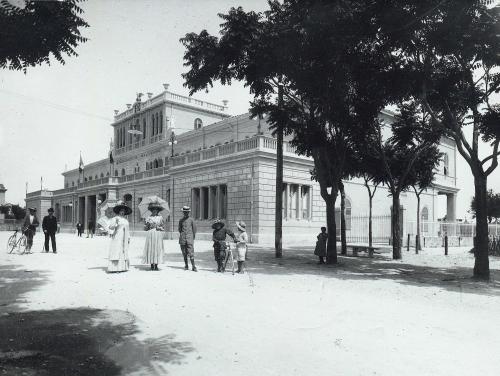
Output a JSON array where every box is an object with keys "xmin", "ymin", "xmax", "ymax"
[
  {"xmin": 113, "ymin": 203, "xmax": 132, "ymax": 215},
  {"xmin": 48, "ymin": 208, "xmax": 54, "ymax": 213},
  {"xmin": 148, "ymin": 203, "xmax": 164, "ymax": 212},
  {"xmin": 236, "ymin": 221, "xmax": 246, "ymax": 231},
  {"xmin": 181, "ymin": 206, "xmax": 191, "ymax": 212},
  {"xmin": 212, "ymin": 219, "xmax": 225, "ymax": 230},
  {"xmin": 28, "ymin": 207, "xmax": 36, "ymax": 212}
]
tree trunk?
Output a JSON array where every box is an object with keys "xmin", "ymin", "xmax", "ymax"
[
  {"xmin": 416, "ymin": 193, "xmax": 421, "ymax": 251},
  {"xmin": 325, "ymin": 192, "xmax": 338, "ymax": 264},
  {"xmin": 368, "ymin": 194, "xmax": 373, "ymax": 248},
  {"xmin": 340, "ymin": 182, "xmax": 347, "ymax": 255},
  {"xmin": 275, "ymin": 84, "xmax": 284, "ymax": 258},
  {"xmin": 473, "ymin": 175, "xmax": 490, "ymax": 279},
  {"xmin": 391, "ymin": 193, "xmax": 402, "ymax": 259}
]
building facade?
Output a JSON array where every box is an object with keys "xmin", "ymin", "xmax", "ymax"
[{"xmin": 25, "ymin": 87, "xmax": 459, "ymax": 245}]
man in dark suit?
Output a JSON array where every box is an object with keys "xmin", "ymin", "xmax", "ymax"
[
  {"xmin": 42, "ymin": 208, "xmax": 58, "ymax": 253},
  {"xmin": 76, "ymin": 222, "xmax": 83, "ymax": 237},
  {"xmin": 23, "ymin": 207, "xmax": 39, "ymax": 253},
  {"xmin": 87, "ymin": 220, "xmax": 95, "ymax": 238}
]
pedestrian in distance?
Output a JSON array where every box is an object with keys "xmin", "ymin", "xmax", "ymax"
[
  {"xmin": 212, "ymin": 219, "xmax": 236, "ymax": 273},
  {"xmin": 314, "ymin": 227, "xmax": 328, "ymax": 264},
  {"xmin": 142, "ymin": 204, "xmax": 165, "ymax": 271},
  {"xmin": 107, "ymin": 202, "xmax": 131, "ymax": 273},
  {"xmin": 76, "ymin": 222, "xmax": 83, "ymax": 237},
  {"xmin": 178, "ymin": 206, "xmax": 197, "ymax": 272},
  {"xmin": 234, "ymin": 221, "xmax": 249, "ymax": 274},
  {"xmin": 22, "ymin": 207, "xmax": 39, "ymax": 253},
  {"xmin": 42, "ymin": 207, "xmax": 58, "ymax": 253},
  {"xmin": 87, "ymin": 220, "xmax": 95, "ymax": 238}
]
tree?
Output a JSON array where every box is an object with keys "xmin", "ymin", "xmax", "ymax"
[
  {"xmin": 181, "ymin": 0, "xmax": 398, "ymax": 263},
  {"xmin": 0, "ymin": 0, "xmax": 88, "ymax": 71},
  {"xmin": 0, "ymin": 204, "xmax": 26, "ymax": 220},
  {"xmin": 470, "ymin": 190, "xmax": 500, "ymax": 223},
  {"xmin": 378, "ymin": 1, "xmax": 500, "ymax": 278},
  {"xmin": 369, "ymin": 103, "xmax": 442, "ymax": 259}
]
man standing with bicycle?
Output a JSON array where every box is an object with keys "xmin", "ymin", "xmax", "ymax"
[
  {"xmin": 211, "ymin": 219, "xmax": 236, "ymax": 273},
  {"xmin": 23, "ymin": 207, "xmax": 39, "ymax": 253},
  {"xmin": 42, "ymin": 207, "xmax": 57, "ymax": 253}
]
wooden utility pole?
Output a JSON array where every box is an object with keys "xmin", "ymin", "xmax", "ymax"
[{"xmin": 275, "ymin": 84, "xmax": 284, "ymax": 258}]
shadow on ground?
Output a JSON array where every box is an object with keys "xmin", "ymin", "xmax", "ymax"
[
  {"xmin": 173, "ymin": 244, "xmax": 500, "ymax": 297},
  {"xmin": 0, "ymin": 265, "xmax": 194, "ymax": 375}
]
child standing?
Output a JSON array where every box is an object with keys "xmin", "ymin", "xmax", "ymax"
[{"xmin": 314, "ymin": 227, "xmax": 328, "ymax": 264}]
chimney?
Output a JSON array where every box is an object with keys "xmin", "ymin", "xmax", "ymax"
[
  {"xmin": 147, "ymin": 92, "xmax": 153, "ymax": 99},
  {"xmin": 163, "ymin": 83, "xmax": 170, "ymax": 91}
]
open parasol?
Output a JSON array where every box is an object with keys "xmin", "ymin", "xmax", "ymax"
[
  {"xmin": 97, "ymin": 200, "xmax": 117, "ymax": 233},
  {"xmin": 138, "ymin": 196, "xmax": 170, "ymax": 220}
]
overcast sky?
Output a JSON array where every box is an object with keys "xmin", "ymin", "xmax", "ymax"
[{"xmin": 0, "ymin": 0, "xmax": 498, "ymax": 219}]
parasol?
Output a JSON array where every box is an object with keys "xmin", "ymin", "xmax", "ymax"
[{"xmin": 138, "ymin": 196, "xmax": 170, "ymax": 220}]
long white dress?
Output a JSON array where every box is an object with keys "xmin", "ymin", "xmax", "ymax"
[
  {"xmin": 235, "ymin": 231, "xmax": 249, "ymax": 261},
  {"xmin": 107, "ymin": 216, "xmax": 130, "ymax": 272},
  {"xmin": 142, "ymin": 215, "xmax": 165, "ymax": 264}
]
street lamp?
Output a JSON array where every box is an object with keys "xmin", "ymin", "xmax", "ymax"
[{"xmin": 168, "ymin": 131, "xmax": 177, "ymax": 157}]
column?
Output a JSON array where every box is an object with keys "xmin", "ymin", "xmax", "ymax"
[
  {"xmin": 285, "ymin": 183, "xmax": 290, "ymax": 219},
  {"xmin": 84, "ymin": 195, "xmax": 89, "ymax": 231},
  {"xmin": 297, "ymin": 184, "xmax": 302, "ymax": 220},
  {"xmin": 446, "ymin": 193, "xmax": 456, "ymax": 222}
]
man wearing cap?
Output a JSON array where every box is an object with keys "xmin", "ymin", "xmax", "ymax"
[
  {"xmin": 23, "ymin": 207, "xmax": 39, "ymax": 253},
  {"xmin": 178, "ymin": 206, "xmax": 197, "ymax": 272},
  {"xmin": 42, "ymin": 208, "xmax": 58, "ymax": 253}
]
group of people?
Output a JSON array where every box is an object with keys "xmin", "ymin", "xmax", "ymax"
[
  {"xmin": 75, "ymin": 220, "xmax": 95, "ymax": 237},
  {"xmin": 21, "ymin": 207, "xmax": 59, "ymax": 253},
  {"xmin": 104, "ymin": 202, "xmax": 249, "ymax": 274}
]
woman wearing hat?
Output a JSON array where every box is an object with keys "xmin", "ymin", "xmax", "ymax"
[
  {"xmin": 142, "ymin": 204, "xmax": 165, "ymax": 270},
  {"xmin": 107, "ymin": 202, "xmax": 131, "ymax": 273},
  {"xmin": 235, "ymin": 221, "xmax": 249, "ymax": 274}
]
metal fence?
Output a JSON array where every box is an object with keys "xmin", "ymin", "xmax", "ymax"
[{"xmin": 340, "ymin": 214, "xmax": 392, "ymax": 244}]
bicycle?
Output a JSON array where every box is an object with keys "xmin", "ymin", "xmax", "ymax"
[
  {"xmin": 223, "ymin": 241, "xmax": 236, "ymax": 275},
  {"xmin": 7, "ymin": 227, "xmax": 29, "ymax": 255}
]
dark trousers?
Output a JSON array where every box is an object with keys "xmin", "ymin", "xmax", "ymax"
[{"xmin": 44, "ymin": 232, "xmax": 56, "ymax": 252}]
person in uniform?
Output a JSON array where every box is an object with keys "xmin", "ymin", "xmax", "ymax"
[
  {"xmin": 212, "ymin": 219, "xmax": 236, "ymax": 272},
  {"xmin": 23, "ymin": 207, "xmax": 39, "ymax": 253},
  {"xmin": 42, "ymin": 207, "xmax": 58, "ymax": 253},
  {"xmin": 178, "ymin": 206, "xmax": 197, "ymax": 272}
]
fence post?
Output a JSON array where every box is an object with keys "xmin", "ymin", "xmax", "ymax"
[
  {"xmin": 458, "ymin": 236, "xmax": 461, "ymax": 247},
  {"xmin": 407, "ymin": 234, "xmax": 410, "ymax": 252},
  {"xmin": 444, "ymin": 235, "xmax": 448, "ymax": 256},
  {"xmin": 423, "ymin": 237, "xmax": 426, "ymax": 247}
]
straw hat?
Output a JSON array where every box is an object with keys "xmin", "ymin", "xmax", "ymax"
[
  {"xmin": 181, "ymin": 206, "xmax": 191, "ymax": 212},
  {"xmin": 236, "ymin": 221, "xmax": 247, "ymax": 231}
]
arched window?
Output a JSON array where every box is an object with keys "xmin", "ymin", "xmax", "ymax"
[
  {"xmin": 65, "ymin": 182, "xmax": 69, "ymax": 188},
  {"xmin": 154, "ymin": 159, "xmax": 159, "ymax": 169},
  {"xmin": 335, "ymin": 197, "xmax": 352, "ymax": 231},
  {"xmin": 158, "ymin": 159, "xmax": 163, "ymax": 167},
  {"xmin": 88, "ymin": 176, "xmax": 92, "ymax": 181},
  {"xmin": 71, "ymin": 181, "xmax": 75, "ymax": 187},
  {"xmin": 114, "ymin": 170, "xmax": 118, "ymax": 177},
  {"xmin": 106, "ymin": 172, "xmax": 110, "ymax": 176},
  {"xmin": 100, "ymin": 173, "xmax": 104, "ymax": 178},
  {"xmin": 159, "ymin": 112, "xmax": 163, "ymax": 133},
  {"xmin": 85, "ymin": 177, "xmax": 88, "ymax": 182},
  {"xmin": 143, "ymin": 119, "xmax": 146, "ymax": 139},
  {"xmin": 194, "ymin": 118, "xmax": 203, "ymax": 129},
  {"xmin": 95, "ymin": 175, "xmax": 98, "ymax": 180},
  {"xmin": 421, "ymin": 207, "xmax": 429, "ymax": 233},
  {"xmin": 151, "ymin": 114, "xmax": 155, "ymax": 136},
  {"xmin": 443, "ymin": 154, "xmax": 449, "ymax": 176},
  {"xmin": 121, "ymin": 168, "xmax": 126, "ymax": 176}
]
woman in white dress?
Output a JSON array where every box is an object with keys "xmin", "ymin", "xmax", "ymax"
[
  {"xmin": 107, "ymin": 203, "xmax": 131, "ymax": 273},
  {"xmin": 235, "ymin": 221, "xmax": 249, "ymax": 274},
  {"xmin": 142, "ymin": 205, "xmax": 165, "ymax": 271}
]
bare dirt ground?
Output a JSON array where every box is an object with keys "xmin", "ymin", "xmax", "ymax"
[{"xmin": 1, "ymin": 231, "xmax": 500, "ymax": 376}]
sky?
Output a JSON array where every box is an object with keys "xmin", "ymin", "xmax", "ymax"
[{"xmin": 0, "ymin": 0, "xmax": 499, "ymax": 219}]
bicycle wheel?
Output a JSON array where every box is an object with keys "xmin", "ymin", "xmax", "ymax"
[
  {"xmin": 16, "ymin": 236, "xmax": 27, "ymax": 255},
  {"xmin": 7, "ymin": 235, "xmax": 17, "ymax": 253}
]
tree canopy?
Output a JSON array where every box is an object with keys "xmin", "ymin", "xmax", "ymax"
[
  {"xmin": 471, "ymin": 190, "xmax": 500, "ymax": 223},
  {"xmin": 0, "ymin": 0, "xmax": 88, "ymax": 71}
]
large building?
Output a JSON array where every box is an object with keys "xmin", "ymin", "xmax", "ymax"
[{"xmin": 26, "ymin": 86, "xmax": 458, "ymax": 244}]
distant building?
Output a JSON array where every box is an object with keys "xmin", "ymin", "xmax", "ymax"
[
  {"xmin": 0, "ymin": 183, "xmax": 6, "ymax": 205},
  {"xmin": 25, "ymin": 86, "xmax": 458, "ymax": 243}
]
